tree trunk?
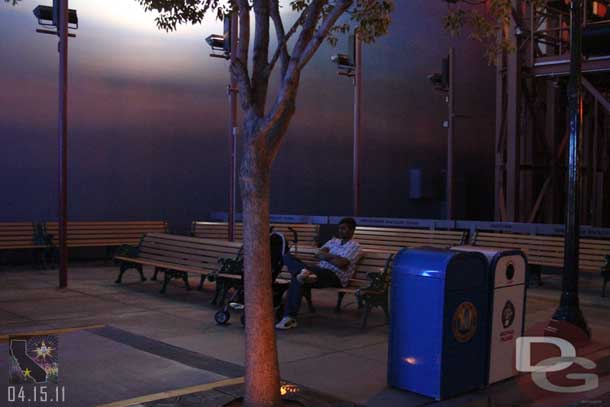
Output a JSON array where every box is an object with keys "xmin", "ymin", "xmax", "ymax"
[{"xmin": 240, "ymin": 123, "xmax": 282, "ymax": 407}]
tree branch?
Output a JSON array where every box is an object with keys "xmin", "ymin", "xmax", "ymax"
[
  {"xmin": 235, "ymin": 0, "xmax": 253, "ymax": 113},
  {"xmin": 237, "ymin": 0, "xmax": 250, "ymax": 65},
  {"xmin": 269, "ymin": 0, "xmax": 290, "ymax": 77},
  {"xmin": 262, "ymin": 0, "xmax": 337, "ymax": 151},
  {"xmin": 297, "ymin": 0, "xmax": 353, "ymax": 70},
  {"xmin": 231, "ymin": 59, "xmax": 254, "ymax": 111},
  {"xmin": 268, "ymin": 11, "xmax": 305, "ymax": 77},
  {"xmin": 291, "ymin": 0, "xmax": 327, "ymax": 62},
  {"xmin": 251, "ymin": 0, "xmax": 271, "ymax": 117}
]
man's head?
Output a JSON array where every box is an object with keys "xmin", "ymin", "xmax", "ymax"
[{"xmin": 337, "ymin": 217, "xmax": 357, "ymax": 240}]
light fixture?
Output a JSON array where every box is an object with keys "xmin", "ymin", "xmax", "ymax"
[
  {"xmin": 33, "ymin": 5, "xmax": 78, "ymax": 29},
  {"xmin": 427, "ymin": 56, "xmax": 450, "ymax": 93},
  {"xmin": 331, "ymin": 35, "xmax": 356, "ymax": 77},
  {"xmin": 205, "ymin": 16, "xmax": 232, "ymax": 59}
]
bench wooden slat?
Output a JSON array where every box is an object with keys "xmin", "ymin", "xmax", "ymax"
[
  {"xmin": 354, "ymin": 227, "xmax": 466, "ymax": 252},
  {"xmin": 114, "ymin": 255, "xmax": 213, "ymax": 275},
  {"xmin": 191, "ymin": 221, "xmax": 319, "ymax": 244},
  {"xmin": 139, "ymin": 247, "xmax": 226, "ymax": 265},
  {"xmin": 46, "ymin": 221, "xmax": 168, "ymax": 248},
  {"xmin": 473, "ymin": 231, "xmax": 610, "ymax": 273},
  {"xmin": 0, "ymin": 222, "xmax": 43, "ymax": 250}
]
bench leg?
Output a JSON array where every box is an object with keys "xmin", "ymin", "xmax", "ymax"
[
  {"xmin": 211, "ymin": 280, "xmax": 222, "ymax": 305},
  {"xmin": 152, "ymin": 267, "xmax": 160, "ymax": 281},
  {"xmin": 360, "ymin": 301, "xmax": 373, "ymax": 329},
  {"xmin": 115, "ymin": 263, "xmax": 129, "ymax": 284},
  {"xmin": 115, "ymin": 263, "xmax": 145, "ymax": 284},
  {"xmin": 32, "ymin": 249, "xmax": 43, "ymax": 270},
  {"xmin": 160, "ymin": 270, "xmax": 172, "ymax": 294},
  {"xmin": 218, "ymin": 280, "xmax": 230, "ymax": 305},
  {"xmin": 382, "ymin": 295, "xmax": 390, "ymax": 323},
  {"xmin": 527, "ymin": 266, "xmax": 543, "ymax": 287},
  {"xmin": 137, "ymin": 264, "xmax": 146, "ymax": 282},
  {"xmin": 198, "ymin": 275, "xmax": 206, "ymax": 291},
  {"xmin": 603, "ymin": 276, "xmax": 608, "ymax": 298},
  {"xmin": 181, "ymin": 272, "xmax": 191, "ymax": 290},
  {"xmin": 41, "ymin": 248, "xmax": 52, "ymax": 270},
  {"xmin": 303, "ymin": 287, "xmax": 315, "ymax": 313},
  {"xmin": 335, "ymin": 292, "xmax": 346, "ymax": 313},
  {"xmin": 33, "ymin": 248, "xmax": 52, "ymax": 270},
  {"xmin": 104, "ymin": 246, "xmax": 117, "ymax": 265}
]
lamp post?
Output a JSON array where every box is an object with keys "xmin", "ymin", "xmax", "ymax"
[
  {"xmin": 428, "ymin": 49, "xmax": 454, "ymax": 220},
  {"xmin": 547, "ymin": 0, "xmax": 590, "ymax": 339},
  {"xmin": 332, "ymin": 34, "xmax": 362, "ymax": 217},
  {"xmin": 205, "ymin": 13, "xmax": 238, "ymax": 241},
  {"xmin": 33, "ymin": 0, "xmax": 78, "ymax": 288}
]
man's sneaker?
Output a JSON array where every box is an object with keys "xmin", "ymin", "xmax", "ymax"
[
  {"xmin": 229, "ymin": 302, "xmax": 245, "ymax": 310},
  {"xmin": 275, "ymin": 316, "xmax": 298, "ymax": 330}
]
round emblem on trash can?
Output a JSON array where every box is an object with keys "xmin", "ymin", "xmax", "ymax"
[
  {"xmin": 452, "ymin": 302, "xmax": 478, "ymax": 343},
  {"xmin": 502, "ymin": 300, "xmax": 516, "ymax": 328}
]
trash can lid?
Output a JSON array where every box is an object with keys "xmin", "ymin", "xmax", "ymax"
[
  {"xmin": 451, "ymin": 245, "xmax": 501, "ymax": 263},
  {"xmin": 393, "ymin": 247, "xmax": 467, "ymax": 280}
]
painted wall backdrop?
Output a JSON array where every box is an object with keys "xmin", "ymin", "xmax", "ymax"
[{"xmin": 0, "ymin": 1, "xmax": 495, "ymax": 233}]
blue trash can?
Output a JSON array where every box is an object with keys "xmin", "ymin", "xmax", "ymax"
[{"xmin": 387, "ymin": 248, "xmax": 490, "ymax": 400}]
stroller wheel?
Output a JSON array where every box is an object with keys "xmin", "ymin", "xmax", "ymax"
[
  {"xmin": 214, "ymin": 310, "xmax": 230, "ymax": 325},
  {"xmin": 240, "ymin": 313, "xmax": 246, "ymax": 326}
]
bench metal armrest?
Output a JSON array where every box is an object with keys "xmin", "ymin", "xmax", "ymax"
[
  {"xmin": 359, "ymin": 253, "xmax": 395, "ymax": 295},
  {"xmin": 602, "ymin": 255, "xmax": 610, "ymax": 277},
  {"xmin": 115, "ymin": 244, "xmax": 139, "ymax": 258},
  {"xmin": 362, "ymin": 272, "xmax": 386, "ymax": 293}
]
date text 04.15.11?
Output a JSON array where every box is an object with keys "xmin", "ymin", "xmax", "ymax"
[{"xmin": 8, "ymin": 385, "xmax": 66, "ymax": 404}]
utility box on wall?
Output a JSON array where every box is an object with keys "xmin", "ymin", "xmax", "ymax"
[{"xmin": 408, "ymin": 168, "xmax": 443, "ymax": 200}]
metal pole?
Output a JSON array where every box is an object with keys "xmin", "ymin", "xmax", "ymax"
[
  {"xmin": 228, "ymin": 12, "xmax": 238, "ymax": 242},
  {"xmin": 447, "ymin": 48, "xmax": 455, "ymax": 220},
  {"xmin": 551, "ymin": 0, "xmax": 589, "ymax": 337},
  {"xmin": 58, "ymin": 0, "xmax": 68, "ymax": 288},
  {"xmin": 353, "ymin": 34, "xmax": 362, "ymax": 217}
]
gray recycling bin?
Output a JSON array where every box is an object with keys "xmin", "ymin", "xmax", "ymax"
[
  {"xmin": 388, "ymin": 248, "xmax": 490, "ymax": 400},
  {"xmin": 452, "ymin": 245, "xmax": 527, "ymax": 384}
]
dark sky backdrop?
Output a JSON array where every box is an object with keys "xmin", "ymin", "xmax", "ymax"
[{"xmin": 1, "ymin": 1, "xmax": 496, "ymax": 232}]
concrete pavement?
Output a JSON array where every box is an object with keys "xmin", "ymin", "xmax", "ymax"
[{"xmin": 1, "ymin": 263, "xmax": 609, "ymax": 406}]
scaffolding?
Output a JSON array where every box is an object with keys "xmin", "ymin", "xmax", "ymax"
[{"xmin": 495, "ymin": 0, "xmax": 610, "ymax": 226}]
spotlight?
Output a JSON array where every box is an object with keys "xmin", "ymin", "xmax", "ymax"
[
  {"xmin": 428, "ymin": 56, "xmax": 450, "ymax": 92},
  {"xmin": 205, "ymin": 15, "xmax": 233, "ymax": 59},
  {"xmin": 33, "ymin": 4, "xmax": 78, "ymax": 29},
  {"xmin": 331, "ymin": 35, "xmax": 356, "ymax": 77}
]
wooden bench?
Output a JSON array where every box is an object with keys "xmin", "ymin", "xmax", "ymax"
[
  {"xmin": 0, "ymin": 222, "xmax": 52, "ymax": 267},
  {"xmin": 45, "ymin": 221, "xmax": 168, "ymax": 254},
  {"xmin": 286, "ymin": 247, "xmax": 395, "ymax": 328},
  {"xmin": 0, "ymin": 222, "xmax": 43, "ymax": 251},
  {"xmin": 353, "ymin": 226, "xmax": 467, "ymax": 252},
  {"xmin": 472, "ymin": 231, "xmax": 610, "ymax": 295},
  {"xmin": 191, "ymin": 221, "xmax": 320, "ymax": 248},
  {"xmin": 114, "ymin": 233, "xmax": 243, "ymax": 294}
]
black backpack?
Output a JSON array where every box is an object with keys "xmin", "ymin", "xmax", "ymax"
[{"xmin": 269, "ymin": 230, "xmax": 289, "ymax": 281}]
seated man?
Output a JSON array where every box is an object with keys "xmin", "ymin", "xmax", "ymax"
[{"xmin": 275, "ymin": 217, "xmax": 362, "ymax": 330}]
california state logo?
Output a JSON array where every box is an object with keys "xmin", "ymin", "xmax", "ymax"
[{"xmin": 452, "ymin": 301, "xmax": 478, "ymax": 343}]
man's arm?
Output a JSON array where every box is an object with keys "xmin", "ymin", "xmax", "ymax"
[
  {"xmin": 314, "ymin": 240, "xmax": 331, "ymax": 258},
  {"xmin": 316, "ymin": 251, "xmax": 351, "ymax": 269},
  {"xmin": 316, "ymin": 241, "xmax": 361, "ymax": 270}
]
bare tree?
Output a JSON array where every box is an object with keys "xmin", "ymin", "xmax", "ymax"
[{"xmin": 137, "ymin": 1, "xmax": 393, "ymax": 406}]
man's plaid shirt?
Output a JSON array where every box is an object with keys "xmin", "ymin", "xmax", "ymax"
[{"xmin": 318, "ymin": 238, "xmax": 362, "ymax": 287}]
